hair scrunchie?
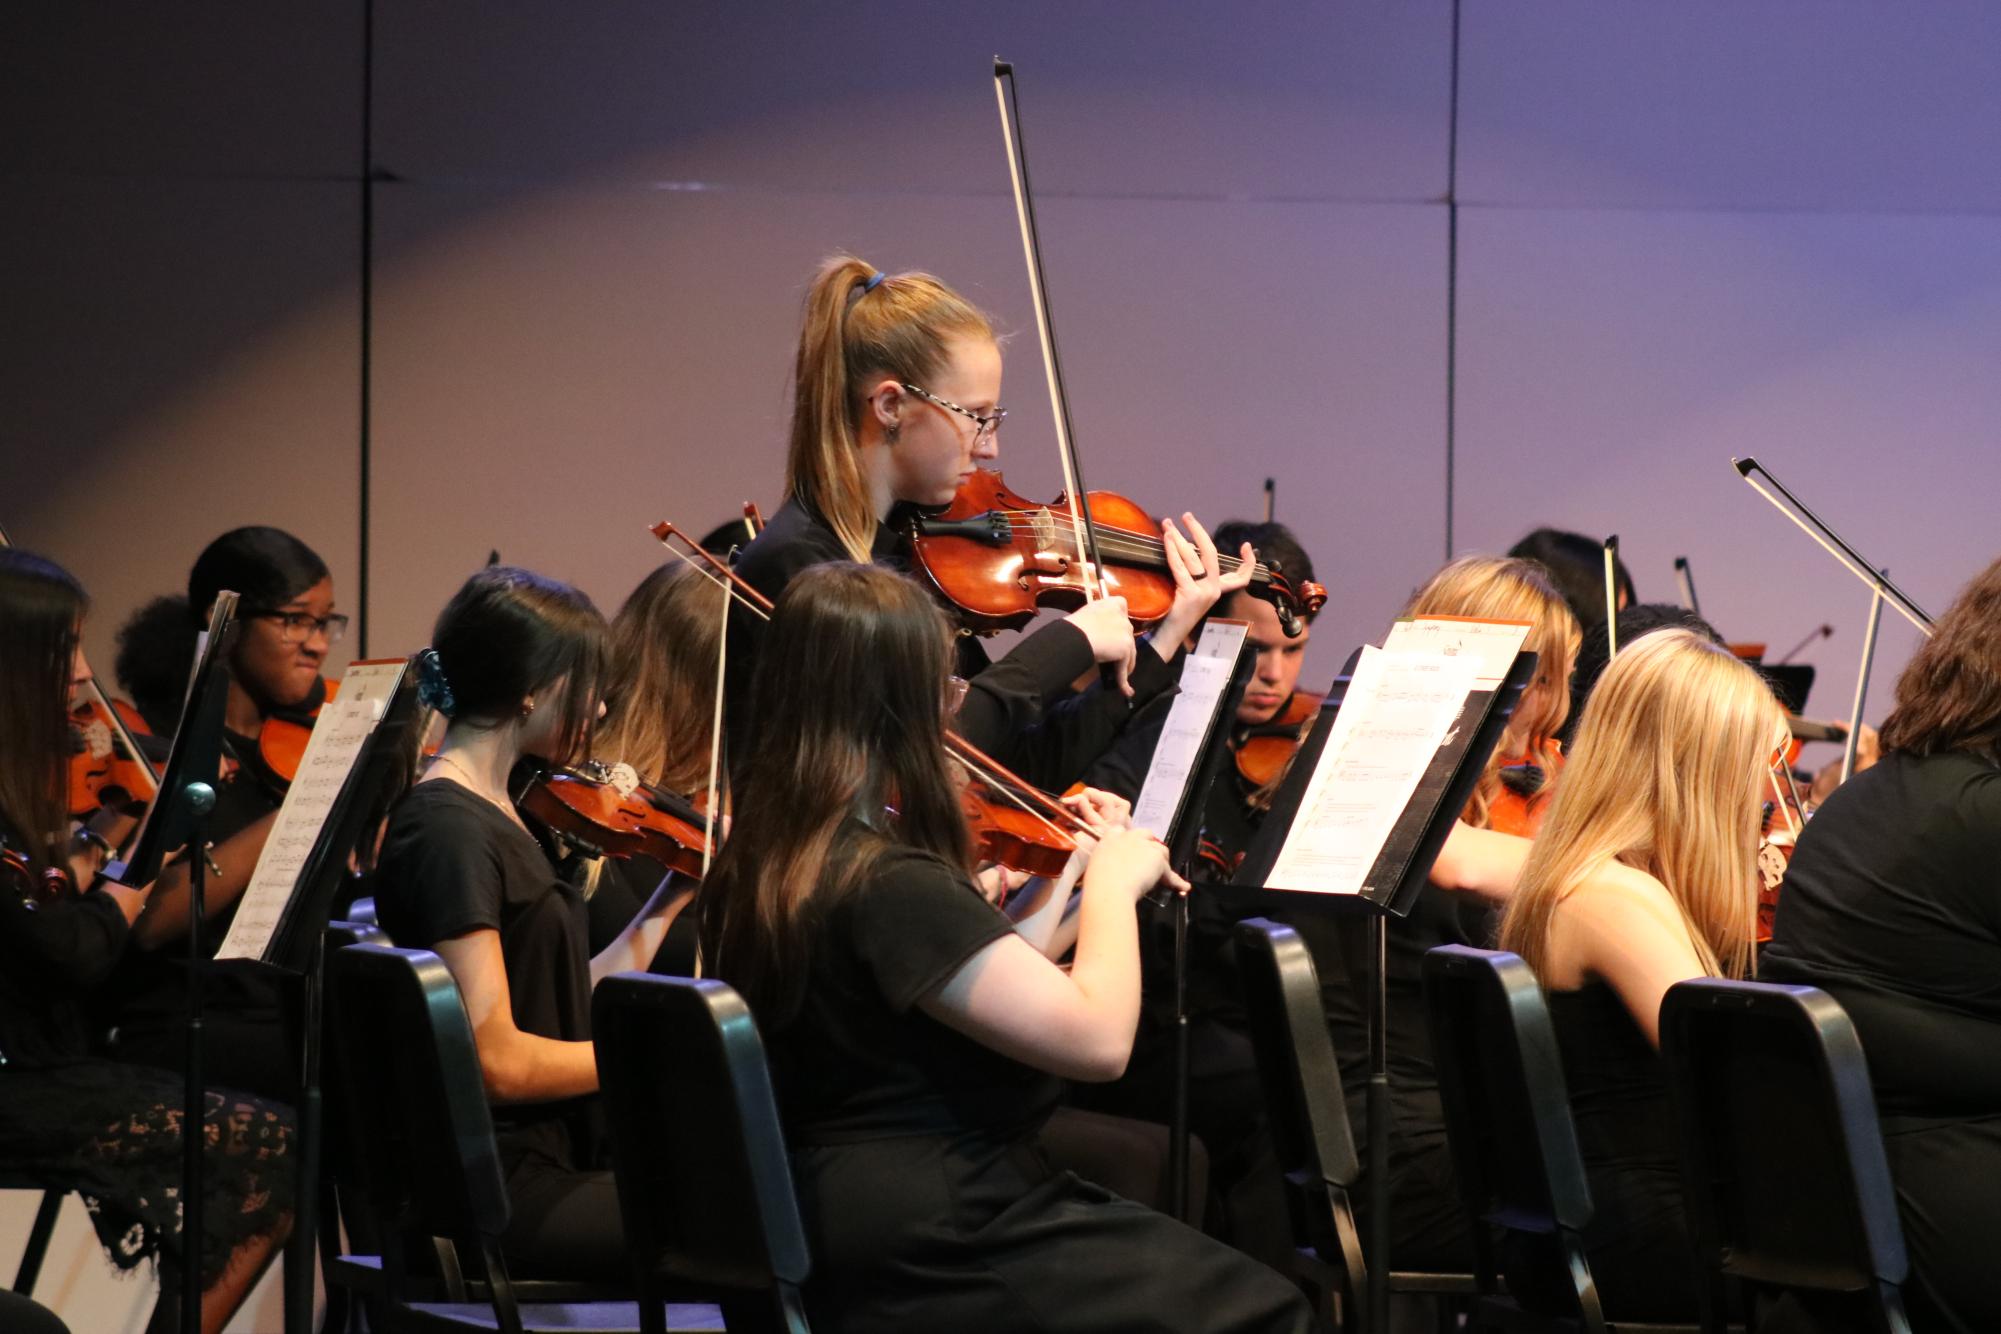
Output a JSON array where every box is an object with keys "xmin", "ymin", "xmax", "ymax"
[
  {"xmin": 862, "ymin": 270, "xmax": 886, "ymax": 293},
  {"xmin": 415, "ymin": 647, "xmax": 457, "ymax": 718}
]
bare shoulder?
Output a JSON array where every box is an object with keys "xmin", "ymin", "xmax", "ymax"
[{"xmin": 1544, "ymin": 860, "xmax": 1702, "ymax": 989}]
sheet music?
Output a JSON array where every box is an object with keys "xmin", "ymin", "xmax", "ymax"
[
  {"xmin": 1381, "ymin": 616, "xmax": 1532, "ymax": 691},
  {"xmin": 216, "ymin": 660, "xmax": 407, "ymax": 961},
  {"xmin": 1264, "ymin": 645, "xmax": 1481, "ymax": 896},
  {"xmin": 1130, "ymin": 619, "xmax": 1249, "ymax": 839}
]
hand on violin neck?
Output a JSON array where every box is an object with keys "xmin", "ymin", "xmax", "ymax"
[
  {"xmin": 1058, "ymin": 786, "xmax": 1131, "ymax": 840},
  {"xmin": 1062, "ymin": 595, "xmax": 1137, "ymax": 697},
  {"xmin": 1149, "ymin": 515, "xmax": 1256, "ymax": 661}
]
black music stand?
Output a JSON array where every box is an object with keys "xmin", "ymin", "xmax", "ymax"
[
  {"xmin": 107, "ymin": 591, "xmax": 240, "ymax": 1334},
  {"xmin": 1222, "ymin": 647, "xmax": 1536, "ymax": 1333},
  {"xmin": 1152, "ymin": 635, "xmax": 1259, "ymax": 1218}
]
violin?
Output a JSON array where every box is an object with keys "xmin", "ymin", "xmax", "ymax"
[
  {"xmin": 1233, "ymin": 688, "xmax": 1324, "ymax": 792},
  {"xmin": 906, "ymin": 469, "xmax": 1326, "ymax": 639},
  {"xmin": 515, "ymin": 760, "xmax": 711, "ymax": 881},
  {"xmin": 225, "ymin": 677, "xmax": 341, "ymax": 787},
  {"xmin": 1755, "ymin": 761, "xmax": 1812, "ymax": 944},
  {"xmin": 1, "ymin": 842, "xmax": 70, "ymax": 900},
  {"xmin": 68, "ymin": 694, "xmax": 161, "ymax": 818}
]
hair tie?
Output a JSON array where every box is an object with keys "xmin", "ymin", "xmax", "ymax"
[
  {"xmin": 415, "ymin": 647, "xmax": 457, "ymax": 718},
  {"xmin": 862, "ymin": 271, "xmax": 886, "ymax": 293}
]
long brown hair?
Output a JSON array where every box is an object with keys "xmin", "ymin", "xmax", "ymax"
[
  {"xmin": 594, "ymin": 563, "xmax": 728, "ymax": 796},
  {"xmin": 1879, "ymin": 556, "xmax": 2001, "ymax": 765},
  {"xmin": 1499, "ymin": 630, "xmax": 1783, "ymax": 984},
  {"xmin": 786, "ymin": 255, "xmax": 995, "ymax": 563},
  {"xmin": 1403, "ymin": 555, "xmax": 1580, "ymax": 826},
  {"xmin": 0, "ymin": 550, "xmax": 87, "ymax": 879},
  {"xmin": 698, "ymin": 563, "xmax": 973, "ymax": 1024}
]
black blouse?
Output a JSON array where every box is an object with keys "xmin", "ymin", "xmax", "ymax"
[
  {"xmin": 373, "ymin": 781, "xmax": 600, "ymax": 1177},
  {"xmin": 1, "ymin": 861, "xmax": 131, "ymax": 1070},
  {"xmin": 762, "ymin": 844, "xmax": 1059, "ymax": 1146}
]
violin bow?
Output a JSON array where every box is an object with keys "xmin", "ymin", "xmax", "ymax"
[
  {"xmin": 0, "ymin": 519, "xmax": 161, "ymax": 798},
  {"xmin": 1602, "ymin": 534, "xmax": 1621, "ymax": 661},
  {"xmin": 1673, "ymin": 555, "xmax": 1700, "ymax": 617},
  {"xmin": 993, "ymin": 59, "xmax": 1107, "ymax": 604},
  {"xmin": 647, "ymin": 520, "xmax": 1091, "ymax": 844}
]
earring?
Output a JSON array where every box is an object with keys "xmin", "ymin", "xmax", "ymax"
[
  {"xmin": 521, "ymin": 700, "xmax": 536, "ymax": 718},
  {"xmin": 885, "ymin": 421, "xmax": 900, "ymax": 444}
]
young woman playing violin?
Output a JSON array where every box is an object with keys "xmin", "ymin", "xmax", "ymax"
[
  {"xmin": 699, "ymin": 562, "xmax": 1314, "ymax": 1333},
  {"xmin": 1497, "ymin": 629, "xmax": 1783, "ymax": 1322},
  {"xmin": 93, "ymin": 524, "xmax": 345, "ymax": 1100},
  {"xmin": 0, "ymin": 549, "xmax": 294, "ymax": 1334},
  {"xmin": 1763, "ymin": 555, "xmax": 2001, "ymax": 1334},
  {"xmin": 730, "ymin": 254, "xmax": 1250, "ymax": 792},
  {"xmin": 371, "ymin": 566, "xmax": 686, "ymax": 1282}
]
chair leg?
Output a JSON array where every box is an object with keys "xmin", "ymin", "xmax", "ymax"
[
  {"xmin": 12, "ymin": 1190, "xmax": 63, "ymax": 1297},
  {"xmin": 1876, "ymin": 1281, "xmax": 1913, "ymax": 1334},
  {"xmin": 1561, "ymin": 1233, "xmax": 1608, "ymax": 1334},
  {"xmin": 777, "ymin": 1282, "xmax": 811, "ymax": 1334},
  {"xmin": 638, "ymin": 1273, "xmax": 665, "ymax": 1334}
]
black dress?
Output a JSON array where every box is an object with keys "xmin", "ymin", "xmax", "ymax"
[
  {"xmin": 756, "ymin": 841, "xmax": 1315, "ymax": 1333},
  {"xmin": 0, "ymin": 858, "xmax": 293, "ymax": 1287},
  {"xmin": 1505, "ymin": 983, "xmax": 1694, "ymax": 1321},
  {"xmin": 372, "ymin": 781, "xmax": 624, "ymax": 1281},
  {"xmin": 1763, "ymin": 749, "xmax": 2001, "ymax": 1334},
  {"xmin": 729, "ymin": 497, "xmax": 1179, "ymax": 793}
]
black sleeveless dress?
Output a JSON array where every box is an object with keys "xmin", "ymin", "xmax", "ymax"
[{"xmin": 1505, "ymin": 983, "xmax": 1696, "ymax": 1321}]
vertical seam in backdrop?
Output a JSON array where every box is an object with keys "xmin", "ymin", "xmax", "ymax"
[
  {"xmin": 357, "ymin": 0, "xmax": 375, "ymax": 657},
  {"xmin": 1444, "ymin": 0, "xmax": 1462, "ymax": 561}
]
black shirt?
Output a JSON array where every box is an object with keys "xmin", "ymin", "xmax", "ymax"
[
  {"xmin": 763, "ymin": 844, "xmax": 1059, "ymax": 1145},
  {"xmin": 729, "ymin": 496, "xmax": 1177, "ymax": 793},
  {"xmin": 0, "ymin": 861, "xmax": 131, "ymax": 1070},
  {"xmin": 1763, "ymin": 749, "xmax": 2001, "ymax": 1120},
  {"xmin": 374, "ymin": 781, "xmax": 600, "ymax": 1177}
]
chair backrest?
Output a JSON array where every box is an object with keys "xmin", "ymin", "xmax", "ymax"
[
  {"xmin": 327, "ymin": 944, "xmax": 513, "ymax": 1262},
  {"xmin": 593, "ymin": 972, "xmax": 811, "ymax": 1291},
  {"xmin": 1234, "ymin": 918, "xmax": 1364, "ymax": 1191},
  {"xmin": 1660, "ymin": 979, "xmax": 1909, "ymax": 1295},
  {"xmin": 1421, "ymin": 945, "xmax": 1595, "ymax": 1253}
]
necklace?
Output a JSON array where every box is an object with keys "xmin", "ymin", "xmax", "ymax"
[{"xmin": 431, "ymin": 752, "xmax": 521, "ymax": 822}]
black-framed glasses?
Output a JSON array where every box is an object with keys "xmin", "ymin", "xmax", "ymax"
[
  {"xmin": 248, "ymin": 609, "xmax": 349, "ymax": 645},
  {"xmin": 900, "ymin": 382, "xmax": 1006, "ymax": 443}
]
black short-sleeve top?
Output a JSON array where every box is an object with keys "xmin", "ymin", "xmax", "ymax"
[
  {"xmin": 1763, "ymin": 749, "xmax": 2001, "ymax": 1120},
  {"xmin": 764, "ymin": 844, "xmax": 1060, "ymax": 1146},
  {"xmin": 373, "ymin": 780, "xmax": 598, "ymax": 1174}
]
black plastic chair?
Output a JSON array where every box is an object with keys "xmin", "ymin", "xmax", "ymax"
[
  {"xmin": 593, "ymin": 972, "xmax": 811, "ymax": 1334},
  {"xmin": 1232, "ymin": 917, "xmax": 1475, "ymax": 1333},
  {"xmin": 1422, "ymin": 944, "xmax": 1704, "ymax": 1334},
  {"xmin": 326, "ymin": 943, "xmax": 712, "ymax": 1333},
  {"xmin": 1660, "ymin": 980, "xmax": 1912, "ymax": 1334}
]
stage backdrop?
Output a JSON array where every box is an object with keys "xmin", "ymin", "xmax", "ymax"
[{"xmin": 5, "ymin": 5, "xmax": 2001, "ymax": 1327}]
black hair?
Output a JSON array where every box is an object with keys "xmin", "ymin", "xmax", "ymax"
[
  {"xmin": 1563, "ymin": 602, "xmax": 1723, "ymax": 748},
  {"xmin": 114, "ymin": 595, "xmax": 200, "ymax": 735},
  {"xmin": 1211, "ymin": 520, "xmax": 1318, "ymax": 623},
  {"xmin": 430, "ymin": 566, "xmax": 608, "ymax": 763},
  {"xmin": 0, "ymin": 550, "xmax": 88, "ymax": 877},
  {"xmin": 1508, "ymin": 527, "xmax": 1635, "ymax": 631},
  {"xmin": 188, "ymin": 525, "xmax": 329, "ymax": 625}
]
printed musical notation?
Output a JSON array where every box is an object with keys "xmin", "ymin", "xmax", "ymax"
[
  {"xmin": 216, "ymin": 659, "xmax": 407, "ymax": 961},
  {"xmin": 1264, "ymin": 645, "xmax": 1480, "ymax": 896},
  {"xmin": 1131, "ymin": 619, "xmax": 1248, "ymax": 840}
]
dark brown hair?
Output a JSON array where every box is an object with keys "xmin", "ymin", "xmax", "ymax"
[
  {"xmin": 593, "ymin": 562, "xmax": 728, "ymax": 796},
  {"xmin": 698, "ymin": 563, "xmax": 972, "ymax": 1024},
  {"xmin": 0, "ymin": 550, "xmax": 87, "ymax": 878},
  {"xmin": 1879, "ymin": 556, "xmax": 2001, "ymax": 764}
]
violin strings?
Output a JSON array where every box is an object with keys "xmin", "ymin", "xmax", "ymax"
[{"xmin": 976, "ymin": 511, "xmax": 1273, "ymax": 579}]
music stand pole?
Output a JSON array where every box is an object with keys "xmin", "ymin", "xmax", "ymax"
[
  {"xmin": 180, "ymin": 780, "xmax": 217, "ymax": 1334},
  {"xmin": 1367, "ymin": 914, "xmax": 1390, "ymax": 1331}
]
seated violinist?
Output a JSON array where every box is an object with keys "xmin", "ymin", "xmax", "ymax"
[
  {"xmin": 0, "ymin": 549, "xmax": 294, "ymax": 1334},
  {"xmin": 93, "ymin": 524, "xmax": 344, "ymax": 1101},
  {"xmin": 728, "ymin": 254, "xmax": 1241, "ymax": 793},
  {"xmin": 699, "ymin": 562, "xmax": 1315, "ymax": 1332},
  {"xmin": 372, "ymin": 566, "xmax": 685, "ymax": 1282},
  {"xmin": 1763, "ymin": 555, "xmax": 2001, "ymax": 1334},
  {"xmin": 1497, "ymin": 629, "xmax": 1785, "ymax": 1320}
]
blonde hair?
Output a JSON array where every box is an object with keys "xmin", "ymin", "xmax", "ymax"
[
  {"xmin": 786, "ymin": 255, "xmax": 996, "ymax": 563},
  {"xmin": 593, "ymin": 563, "xmax": 730, "ymax": 798},
  {"xmin": 1499, "ymin": 629, "xmax": 1783, "ymax": 984},
  {"xmin": 1404, "ymin": 555, "xmax": 1581, "ymax": 826}
]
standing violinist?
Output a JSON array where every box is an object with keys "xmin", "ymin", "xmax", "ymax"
[
  {"xmin": 93, "ymin": 525, "xmax": 345, "ymax": 1101},
  {"xmin": 729, "ymin": 255, "xmax": 1248, "ymax": 792},
  {"xmin": 1762, "ymin": 555, "xmax": 2001, "ymax": 1334},
  {"xmin": 699, "ymin": 561, "xmax": 1315, "ymax": 1332},
  {"xmin": 371, "ymin": 565, "xmax": 687, "ymax": 1282}
]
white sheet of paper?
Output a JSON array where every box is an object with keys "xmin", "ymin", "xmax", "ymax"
[
  {"xmin": 1381, "ymin": 616, "xmax": 1532, "ymax": 691},
  {"xmin": 216, "ymin": 659, "xmax": 407, "ymax": 961},
  {"xmin": 1130, "ymin": 620, "xmax": 1250, "ymax": 839},
  {"xmin": 1263, "ymin": 645, "xmax": 1481, "ymax": 896}
]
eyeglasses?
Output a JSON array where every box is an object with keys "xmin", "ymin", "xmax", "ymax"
[
  {"xmin": 900, "ymin": 382, "xmax": 1006, "ymax": 444},
  {"xmin": 248, "ymin": 610, "xmax": 349, "ymax": 645}
]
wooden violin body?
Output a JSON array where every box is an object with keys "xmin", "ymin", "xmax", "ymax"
[
  {"xmin": 68, "ymin": 695, "xmax": 159, "ymax": 818},
  {"xmin": 961, "ymin": 781, "xmax": 1076, "ymax": 878},
  {"xmin": 1234, "ymin": 689, "xmax": 1324, "ymax": 792},
  {"xmin": 253, "ymin": 677, "xmax": 342, "ymax": 785},
  {"xmin": 906, "ymin": 470, "xmax": 1326, "ymax": 637},
  {"xmin": 517, "ymin": 762, "xmax": 710, "ymax": 881}
]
